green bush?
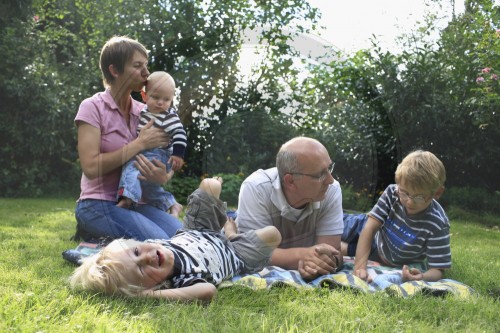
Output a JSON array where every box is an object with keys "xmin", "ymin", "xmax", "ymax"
[
  {"xmin": 213, "ymin": 173, "xmax": 246, "ymax": 208},
  {"xmin": 446, "ymin": 206, "xmax": 500, "ymax": 228},
  {"xmin": 341, "ymin": 185, "xmax": 376, "ymax": 213},
  {"xmin": 164, "ymin": 176, "xmax": 201, "ymax": 205},
  {"xmin": 343, "ymin": 185, "xmax": 500, "ymax": 218},
  {"xmin": 168, "ymin": 175, "xmax": 500, "ymax": 228},
  {"xmin": 440, "ymin": 187, "xmax": 500, "ymax": 215},
  {"xmin": 164, "ymin": 173, "xmax": 245, "ymax": 208}
]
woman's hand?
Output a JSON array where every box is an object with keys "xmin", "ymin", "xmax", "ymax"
[
  {"xmin": 135, "ymin": 154, "xmax": 174, "ymax": 185},
  {"xmin": 137, "ymin": 120, "xmax": 170, "ymax": 150}
]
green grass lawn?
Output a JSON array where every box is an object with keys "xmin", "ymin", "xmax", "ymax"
[{"xmin": 0, "ymin": 198, "xmax": 499, "ymax": 332}]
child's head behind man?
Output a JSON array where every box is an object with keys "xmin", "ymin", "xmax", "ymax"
[
  {"xmin": 395, "ymin": 150, "xmax": 445, "ymax": 215},
  {"xmin": 142, "ymin": 71, "xmax": 176, "ymax": 114}
]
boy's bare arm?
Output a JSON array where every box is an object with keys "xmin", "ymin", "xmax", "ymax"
[
  {"xmin": 402, "ymin": 266, "xmax": 444, "ymax": 282},
  {"xmin": 141, "ymin": 283, "xmax": 217, "ymax": 303},
  {"xmin": 353, "ymin": 216, "xmax": 382, "ymax": 281}
]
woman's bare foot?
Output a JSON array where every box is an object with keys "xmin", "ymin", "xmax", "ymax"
[{"xmin": 169, "ymin": 202, "xmax": 183, "ymax": 218}]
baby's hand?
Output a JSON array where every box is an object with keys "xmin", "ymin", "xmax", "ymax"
[{"xmin": 168, "ymin": 156, "xmax": 184, "ymax": 172}]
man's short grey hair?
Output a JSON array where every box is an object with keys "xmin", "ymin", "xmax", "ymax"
[{"xmin": 276, "ymin": 150, "xmax": 300, "ymax": 181}]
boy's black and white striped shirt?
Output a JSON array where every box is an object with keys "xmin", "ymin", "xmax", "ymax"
[
  {"xmin": 147, "ymin": 229, "xmax": 243, "ymax": 288},
  {"xmin": 137, "ymin": 106, "xmax": 187, "ymax": 157}
]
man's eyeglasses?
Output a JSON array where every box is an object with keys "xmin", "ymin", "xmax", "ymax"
[
  {"xmin": 291, "ymin": 163, "xmax": 335, "ymax": 183},
  {"xmin": 396, "ymin": 186, "xmax": 428, "ymax": 205}
]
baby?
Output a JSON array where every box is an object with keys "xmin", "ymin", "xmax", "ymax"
[{"xmin": 117, "ymin": 71, "xmax": 187, "ymax": 214}]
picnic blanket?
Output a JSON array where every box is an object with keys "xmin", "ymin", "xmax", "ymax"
[
  {"xmin": 62, "ymin": 241, "xmax": 104, "ymax": 266},
  {"xmin": 219, "ymin": 258, "xmax": 475, "ymax": 299},
  {"xmin": 63, "ymin": 243, "xmax": 474, "ymax": 298}
]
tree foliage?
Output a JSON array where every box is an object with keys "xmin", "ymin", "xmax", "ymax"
[
  {"xmin": 298, "ymin": 0, "xmax": 500, "ymax": 194},
  {"xmin": 0, "ymin": 0, "xmax": 319, "ymax": 196},
  {"xmin": 0, "ymin": 0, "xmax": 498, "ymax": 199}
]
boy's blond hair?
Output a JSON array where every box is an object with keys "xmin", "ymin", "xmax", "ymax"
[
  {"xmin": 69, "ymin": 243, "xmax": 140, "ymax": 296},
  {"xmin": 395, "ymin": 150, "xmax": 446, "ymax": 193}
]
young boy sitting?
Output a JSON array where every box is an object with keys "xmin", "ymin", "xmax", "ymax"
[
  {"xmin": 70, "ymin": 177, "xmax": 281, "ymax": 303},
  {"xmin": 341, "ymin": 150, "xmax": 450, "ymax": 282}
]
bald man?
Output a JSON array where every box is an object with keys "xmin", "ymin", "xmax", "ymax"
[{"xmin": 236, "ymin": 137, "xmax": 343, "ymax": 280}]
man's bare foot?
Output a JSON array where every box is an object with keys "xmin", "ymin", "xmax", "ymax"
[
  {"xmin": 199, "ymin": 177, "xmax": 223, "ymax": 199},
  {"xmin": 169, "ymin": 202, "xmax": 183, "ymax": 218},
  {"xmin": 224, "ymin": 217, "xmax": 238, "ymax": 240},
  {"xmin": 117, "ymin": 197, "xmax": 132, "ymax": 209}
]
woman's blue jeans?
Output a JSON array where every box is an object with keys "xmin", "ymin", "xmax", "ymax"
[{"xmin": 75, "ymin": 199, "xmax": 182, "ymax": 241}]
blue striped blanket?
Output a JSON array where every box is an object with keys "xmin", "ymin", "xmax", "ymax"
[
  {"xmin": 219, "ymin": 258, "xmax": 474, "ymax": 298},
  {"xmin": 63, "ymin": 244, "xmax": 473, "ymax": 298}
]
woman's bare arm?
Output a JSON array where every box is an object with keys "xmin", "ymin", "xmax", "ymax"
[{"xmin": 77, "ymin": 121, "xmax": 169, "ymax": 180}]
